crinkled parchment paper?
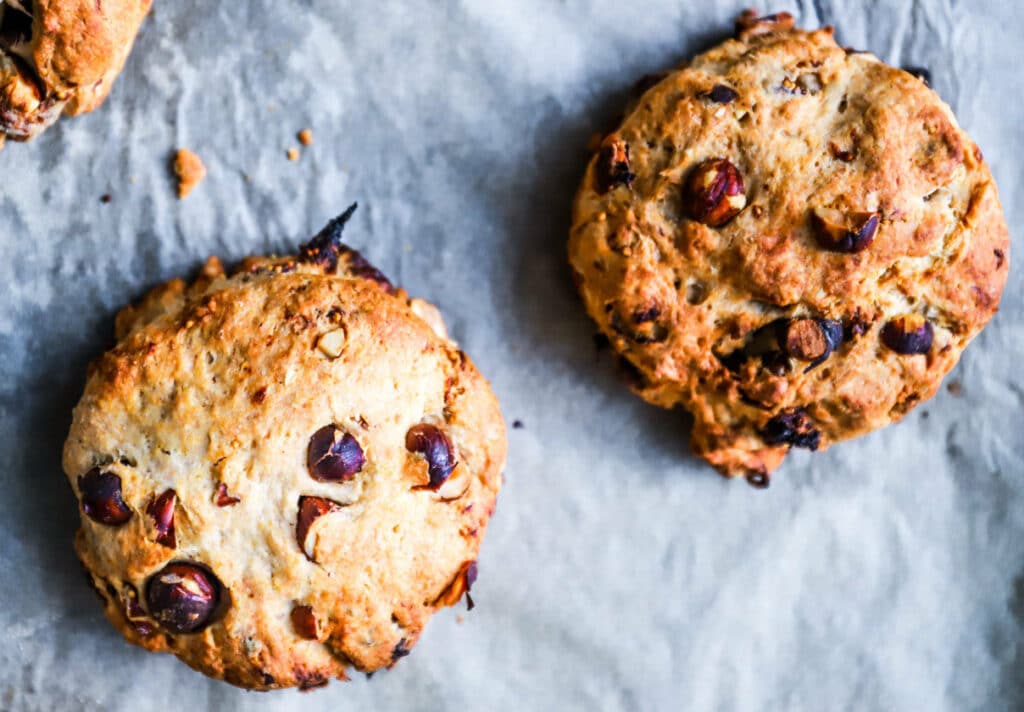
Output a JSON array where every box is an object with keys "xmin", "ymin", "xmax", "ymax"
[{"xmin": 1, "ymin": 1, "xmax": 1022, "ymax": 710}]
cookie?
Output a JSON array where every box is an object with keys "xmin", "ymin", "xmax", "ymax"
[
  {"xmin": 568, "ymin": 11, "xmax": 1009, "ymax": 485},
  {"xmin": 63, "ymin": 205, "xmax": 506, "ymax": 689},
  {"xmin": 0, "ymin": 0, "xmax": 151, "ymax": 145}
]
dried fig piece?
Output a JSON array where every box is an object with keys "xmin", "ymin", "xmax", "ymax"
[
  {"xmin": 307, "ymin": 425, "xmax": 365, "ymax": 482},
  {"xmin": 735, "ymin": 9, "xmax": 795, "ymax": 39},
  {"xmin": 406, "ymin": 423, "xmax": 457, "ymax": 489},
  {"xmin": 595, "ymin": 135, "xmax": 635, "ymax": 194},
  {"xmin": 682, "ymin": 158, "xmax": 747, "ymax": 227},
  {"xmin": 290, "ymin": 604, "xmax": 319, "ymax": 640},
  {"xmin": 145, "ymin": 562, "xmax": 222, "ymax": 634},
  {"xmin": 881, "ymin": 315, "xmax": 934, "ymax": 354},
  {"xmin": 145, "ymin": 489, "xmax": 177, "ymax": 548},
  {"xmin": 760, "ymin": 408, "xmax": 821, "ymax": 450},
  {"xmin": 298, "ymin": 204, "xmax": 395, "ymax": 292},
  {"xmin": 78, "ymin": 469, "xmax": 132, "ymax": 526},
  {"xmin": 811, "ymin": 208, "xmax": 879, "ymax": 253},
  {"xmin": 296, "ymin": 496, "xmax": 343, "ymax": 562}
]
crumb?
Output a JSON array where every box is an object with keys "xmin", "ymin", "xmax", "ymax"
[
  {"xmin": 512, "ymin": 420, "xmax": 524, "ymax": 429},
  {"xmin": 456, "ymin": 615, "xmax": 464, "ymax": 625},
  {"xmin": 287, "ymin": 147, "xmax": 300, "ymax": 161},
  {"xmin": 947, "ymin": 381, "xmax": 962, "ymax": 396},
  {"xmin": 298, "ymin": 129, "xmax": 313, "ymax": 146},
  {"xmin": 173, "ymin": 148, "xmax": 206, "ymax": 199},
  {"xmin": 100, "ymin": 194, "xmax": 112, "ymax": 204}
]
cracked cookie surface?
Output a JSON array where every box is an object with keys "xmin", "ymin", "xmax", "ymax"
[
  {"xmin": 63, "ymin": 207, "xmax": 506, "ymax": 689},
  {"xmin": 568, "ymin": 12, "xmax": 1009, "ymax": 484}
]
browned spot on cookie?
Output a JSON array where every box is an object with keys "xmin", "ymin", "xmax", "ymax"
[
  {"xmin": 595, "ymin": 134, "xmax": 635, "ymax": 194},
  {"xmin": 251, "ymin": 387, "xmax": 267, "ymax": 404}
]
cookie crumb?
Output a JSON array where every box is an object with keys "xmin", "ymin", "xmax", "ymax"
[
  {"xmin": 287, "ymin": 147, "xmax": 300, "ymax": 161},
  {"xmin": 298, "ymin": 129, "xmax": 313, "ymax": 146},
  {"xmin": 173, "ymin": 149, "xmax": 206, "ymax": 199},
  {"xmin": 947, "ymin": 381, "xmax": 962, "ymax": 396},
  {"xmin": 100, "ymin": 193, "xmax": 112, "ymax": 204}
]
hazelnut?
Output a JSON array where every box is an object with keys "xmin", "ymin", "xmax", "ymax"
[
  {"xmin": 145, "ymin": 562, "xmax": 222, "ymax": 634},
  {"xmin": 881, "ymin": 315, "xmax": 934, "ymax": 355},
  {"xmin": 290, "ymin": 604, "xmax": 320, "ymax": 640},
  {"xmin": 759, "ymin": 408, "xmax": 821, "ymax": 450},
  {"xmin": 307, "ymin": 425, "xmax": 365, "ymax": 482},
  {"xmin": 595, "ymin": 135, "xmax": 635, "ymax": 194},
  {"xmin": 783, "ymin": 319, "xmax": 829, "ymax": 361},
  {"xmin": 78, "ymin": 469, "xmax": 132, "ymax": 526},
  {"xmin": 811, "ymin": 208, "xmax": 879, "ymax": 253},
  {"xmin": 432, "ymin": 560, "xmax": 478, "ymax": 610},
  {"xmin": 734, "ymin": 9, "xmax": 795, "ymax": 39},
  {"xmin": 316, "ymin": 328, "xmax": 346, "ymax": 359},
  {"xmin": 406, "ymin": 423, "xmax": 457, "ymax": 489},
  {"xmin": 682, "ymin": 158, "xmax": 747, "ymax": 227},
  {"xmin": 296, "ymin": 496, "xmax": 343, "ymax": 562},
  {"xmin": 145, "ymin": 489, "xmax": 177, "ymax": 548},
  {"xmin": 703, "ymin": 84, "xmax": 738, "ymax": 104}
]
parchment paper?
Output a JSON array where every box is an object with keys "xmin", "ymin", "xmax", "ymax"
[{"xmin": 2, "ymin": 1, "xmax": 1023, "ymax": 710}]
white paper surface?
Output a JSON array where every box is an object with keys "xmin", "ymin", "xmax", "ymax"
[{"xmin": 1, "ymin": 1, "xmax": 1023, "ymax": 710}]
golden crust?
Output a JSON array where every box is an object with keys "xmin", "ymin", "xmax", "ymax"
[
  {"xmin": 568, "ymin": 16, "xmax": 1009, "ymax": 483},
  {"xmin": 0, "ymin": 0, "xmax": 150, "ymax": 141},
  {"xmin": 64, "ymin": 233, "xmax": 506, "ymax": 690}
]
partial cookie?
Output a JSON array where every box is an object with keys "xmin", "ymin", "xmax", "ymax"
[
  {"xmin": 64, "ymin": 205, "xmax": 506, "ymax": 689},
  {"xmin": 0, "ymin": 0, "xmax": 151, "ymax": 145},
  {"xmin": 569, "ymin": 11, "xmax": 1009, "ymax": 485}
]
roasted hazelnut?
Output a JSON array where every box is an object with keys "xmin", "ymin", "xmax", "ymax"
[
  {"xmin": 296, "ymin": 496, "xmax": 343, "ymax": 562},
  {"xmin": 784, "ymin": 319, "xmax": 829, "ymax": 361},
  {"xmin": 290, "ymin": 604, "xmax": 319, "ymax": 640},
  {"xmin": 682, "ymin": 158, "xmax": 747, "ymax": 227},
  {"xmin": 406, "ymin": 423, "xmax": 457, "ymax": 489},
  {"xmin": 432, "ymin": 560, "xmax": 478, "ymax": 610},
  {"xmin": 735, "ymin": 9, "xmax": 795, "ymax": 39},
  {"xmin": 145, "ymin": 562, "xmax": 222, "ymax": 634},
  {"xmin": 703, "ymin": 84, "xmax": 738, "ymax": 104},
  {"xmin": 307, "ymin": 425, "xmax": 365, "ymax": 482},
  {"xmin": 595, "ymin": 135, "xmax": 635, "ymax": 194},
  {"xmin": 78, "ymin": 468, "xmax": 132, "ymax": 526},
  {"xmin": 145, "ymin": 489, "xmax": 177, "ymax": 548},
  {"xmin": 811, "ymin": 207, "xmax": 879, "ymax": 253},
  {"xmin": 881, "ymin": 314, "xmax": 934, "ymax": 355},
  {"xmin": 759, "ymin": 408, "xmax": 821, "ymax": 450}
]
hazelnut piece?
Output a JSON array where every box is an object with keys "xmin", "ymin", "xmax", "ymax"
[
  {"xmin": 145, "ymin": 562, "xmax": 222, "ymax": 634},
  {"xmin": 811, "ymin": 208, "xmax": 879, "ymax": 253},
  {"xmin": 296, "ymin": 496, "xmax": 343, "ymax": 562},
  {"xmin": 881, "ymin": 315, "xmax": 934, "ymax": 355},
  {"xmin": 290, "ymin": 604, "xmax": 320, "ymax": 640},
  {"xmin": 316, "ymin": 329, "xmax": 346, "ymax": 359},
  {"xmin": 682, "ymin": 158, "xmax": 747, "ymax": 227},
  {"xmin": 783, "ymin": 319, "xmax": 829, "ymax": 361},
  {"xmin": 735, "ymin": 9, "xmax": 795, "ymax": 39},
  {"xmin": 307, "ymin": 425, "xmax": 365, "ymax": 482},
  {"xmin": 145, "ymin": 489, "xmax": 177, "ymax": 548},
  {"xmin": 759, "ymin": 407, "xmax": 821, "ymax": 450},
  {"xmin": 703, "ymin": 84, "xmax": 738, "ymax": 104},
  {"xmin": 406, "ymin": 423, "xmax": 457, "ymax": 489},
  {"xmin": 78, "ymin": 468, "xmax": 132, "ymax": 526}
]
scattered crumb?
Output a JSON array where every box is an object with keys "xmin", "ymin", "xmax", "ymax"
[
  {"xmin": 456, "ymin": 615, "xmax": 464, "ymax": 625},
  {"xmin": 947, "ymin": 381, "xmax": 963, "ymax": 396},
  {"xmin": 921, "ymin": 411, "xmax": 930, "ymax": 419},
  {"xmin": 173, "ymin": 148, "xmax": 206, "ymax": 199},
  {"xmin": 512, "ymin": 420, "xmax": 524, "ymax": 430},
  {"xmin": 298, "ymin": 128, "xmax": 313, "ymax": 146},
  {"xmin": 99, "ymin": 193, "xmax": 112, "ymax": 204},
  {"xmin": 287, "ymin": 147, "xmax": 300, "ymax": 161}
]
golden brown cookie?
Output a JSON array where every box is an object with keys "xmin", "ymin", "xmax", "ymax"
[
  {"xmin": 568, "ymin": 11, "xmax": 1009, "ymax": 486},
  {"xmin": 64, "ymin": 205, "xmax": 506, "ymax": 689},
  {"xmin": 0, "ymin": 0, "xmax": 151, "ymax": 145}
]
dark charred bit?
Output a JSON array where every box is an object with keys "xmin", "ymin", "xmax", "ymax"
[
  {"xmin": 391, "ymin": 638, "xmax": 412, "ymax": 662},
  {"xmin": 512, "ymin": 420, "xmax": 524, "ymax": 430},
  {"xmin": 611, "ymin": 308, "xmax": 669, "ymax": 344},
  {"xmin": 881, "ymin": 315, "xmax": 934, "ymax": 355},
  {"xmin": 760, "ymin": 408, "xmax": 821, "ymax": 451},
  {"xmin": 297, "ymin": 674, "xmax": 329, "ymax": 692},
  {"xmin": 703, "ymin": 84, "xmax": 739, "ymax": 104},
  {"xmin": 902, "ymin": 66, "xmax": 932, "ymax": 86},
  {"xmin": 261, "ymin": 672, "xmax": 276, "ymax": 687},
  {"xmin": 339, "ymin": 245, "xmax": 394, "ymax": 293},
  {"xmin": 298, "ymin": 203, "xmax": 358, "ymax": 270},
  {"xmin": 829, "ymin": 142, "xmax": 855, "ymax": 162},
  {"xmin": 99, "ymin": 193, "xmax": 112, "ymax": 204},
  {"xmin": 844, "ymin": 309, "xmax": 872, "ymax": 340},
  {"xmin": 595, "ymin": 135, "xmax": 636, "ymax": 194},
  {"xmin": 746, "ymin": 469, "xmax": 770, "ymax": 489}
]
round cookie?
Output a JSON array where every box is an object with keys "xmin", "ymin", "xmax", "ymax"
[
  {"xmin": 64, "ymin": 205, "xmax": 506, "ymax": 689},
  {"xmin": 0, "ymin": 0, "xmax": 151, "ymax": 145},
  {"xmin": 569, "ymin": 11, "xmax": 1009, "ymax": 486}
]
